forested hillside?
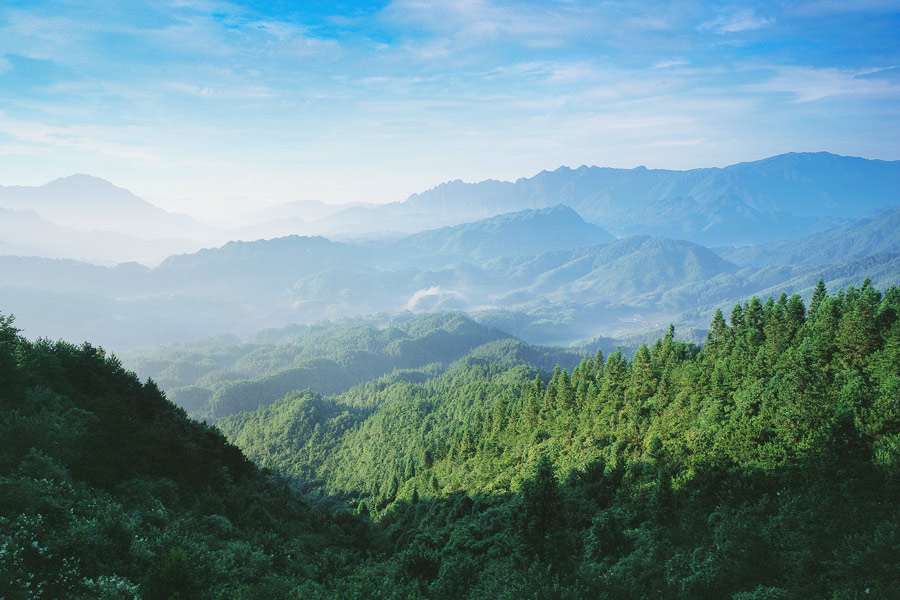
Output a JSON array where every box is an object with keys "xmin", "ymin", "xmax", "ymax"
[
  {"xmin": 125, "ymin": 313, "xmax": 585, "ymax": 422},
  {"xmin": 220, "ymin": 279, "xmax": 900, "ymax": 598},
  {"xmin": 0, "ymin": 314, "xmax": 372, "ymax": 599}
]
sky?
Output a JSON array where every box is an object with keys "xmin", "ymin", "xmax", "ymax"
[{"xmin": 0, "ymin": 0, "xmax": 898, "ymax": 218}]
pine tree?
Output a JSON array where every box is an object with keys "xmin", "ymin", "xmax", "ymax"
[
  {"xmin": 518, "ymin": 454, "xmax": 564, "ymax": 557},
  {"xmin": 809, "ymin": 279, "xmax": 827, "ymax": 318},
  {"xmin": 839, "ymin": 278, "xmax": 881, "ymax": 370},
  {"xmin": 785, "ymin": 294, "xmax": 806, "ymax": 336},
  {"xmin": 707, "ymin": 309, "xmax": 728, "ymax": 349}
]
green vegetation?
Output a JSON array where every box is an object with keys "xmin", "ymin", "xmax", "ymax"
[
  {"xmin": 222, "ymin": 279, "xmax": 900, "ymax": 598},
  {"xmin": 125, "ymin": 312, "xmax": 585, "ymax": 422},
  {"xmin": 3, "ymin": 278, "xmax": 899, "ymax": 598},
  {"xmin": 0, "ymin": 314, "xmax": 370, "ymax": 599}
]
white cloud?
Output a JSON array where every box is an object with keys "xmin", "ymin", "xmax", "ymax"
[
  {"xmin": 0, "ymin": 112, "xmax": 157, "ymax": 162},
  {"xmin": 165, "ymin": 81, "xmax": 276, "ymax": 99},
  {"xmin": 381, "ymin": 0, "xmax": 604, "ymax": 46},
  {"xmin": 747, "ymin": 66, "xmax": 900, "ymax": 102},
  {"xmin": 653, "ymin": 59, "xmax": 688, "ymax": 69},
  {"xmin": 405, "ymin": 286, "xmax": 465, "ymax": 310},
  {"xmin": 492, "ymin": 60, "xmax": 600, "ymax": 83},
  {"xmin": 700, "ymin": 9, "xmax": 772, "ymax": 34}
]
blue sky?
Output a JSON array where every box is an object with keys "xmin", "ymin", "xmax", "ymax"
[{"xmin": 0, "ymin": 0, "xmax": 898, "ymax": 217}]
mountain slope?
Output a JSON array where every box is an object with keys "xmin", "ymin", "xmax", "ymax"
[
  {"xmin": 217, "ymin": 281, "xmax": 900, "ymax": 599},
  {"xmin": 153, "ymin": 235, "xmax": 370, "ymax": 298},
  {"xmin": 0, "ymin": 314, "xmax": 368, "ymax": 598},
  {"xmin": 123, "ymin": 312, "xmax": 584, "ymax": 421},
  {"xmin": 372, "ymin": 204, "xmax": 614, "ymax": 269},
  {"xmin": 724, "ymin": 208, "xmax": 900, "ymax": 267},
  {"xmin": 0, "ymin": 174, "xmax": 210, "ymax": 240},
  {"xmin": 484, "ymin": 235, "xmax": 739, "ymax": 303}
]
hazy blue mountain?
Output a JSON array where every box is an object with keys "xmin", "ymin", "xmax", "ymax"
[
  {"xmin": 311, "ymin": 203, "xmax": 474, "ymax": 237},
  {"xmin": 0, "ymin": 206, "xmax": 199, "ymax": 264},
  {"xmin": 152, "ymin": 235, "xmax": 370, "ymax": 298},
  {"xmin": 0, "ymin": 174, "xmax": 212, "ymax": 240},
  {"xmin": 746, "ymin": 252, "xmax": 900, "ymax": 302},
  {"xmin": 4, "ymin": 153, "xmax": 896, "ymax": 260},
  {"xmin": 2, "ymin": 200, "xmax": 898, "ymax": 350},
  {"xmin": 371, "ymin": 204, "xmax": 614, "ymax": 268},
  {"xmin": 0, "ymin": 174, "xmax": 220, "ymax": 264},
  {"xmin": 225, "ymin": 199, "xmax": 379, "ymax": 240},
  {"xmin": 0, "ymin": 240, "xmax": 35, "ymax": 256},
  {"xmin": 299, "ymin": 179, "xmax": 521, "ymax": 237},
  {"xmin": 0, "ymin": 255, "xmax": 149, "ymax": 296},
  {"xmin": 483, "ymin": 235, "xmax": 738, "ymax": 302},
  {"xmin": 241, "ymin": 198, "xmax": 367, "ymax": 223},
  {"xmin": 402, "ymin": 178, "xmax": 515, "ymax": 215},
  {"xmin": 272, "ymin": 235, "xmax": 742, "ymax": 343},
  {"xmin": 5, "ymin": 207, "xmax": 618, "ymax": 346},
  {"xmin": 0, "ymin": 284, "xmax": 254, "ymax": 349},
  {"xmin": 227, "ymin": 216, "xmax": 311, "ymax": 241},
  {"xmin": 723, "ymin": 208, "xmax": 900, "ymax": 267},
  {"xmin": 361, "ymin": 152, "xmax": 900, "ymax": 245},
  {"xmin": 700, "ymin": 152, "xmax": 899, "ymax": 218}
]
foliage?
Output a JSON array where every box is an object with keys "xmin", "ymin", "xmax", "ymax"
[
  {"xmin": 125, "ymin": 312, "xmax": 583, "ymax": 422},
  {"xmin": 222, "ymin": 279, "xmax": 900, "ymax": 598},
  {"xmin": 0, "ymin": 317, "xmax": 370, "ymax": 598}
]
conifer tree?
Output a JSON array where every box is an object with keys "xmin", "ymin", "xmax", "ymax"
[{"xmin": 809, "ymin": 278, "xmax": 827, "ymax": 318}]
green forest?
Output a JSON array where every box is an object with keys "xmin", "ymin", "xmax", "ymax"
[{"xmin": 2, "ymin": 278, "xmax": 900, "ymax": 599}]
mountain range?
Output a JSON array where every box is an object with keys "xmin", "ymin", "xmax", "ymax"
[
  {"xmin": 3, "ymin": 153, "xmax": 898, "ymax": 266},
  {"xmin": 0, "ymin": 152, "xmax": 898, "ymax": 351},
  {"xmin": 1, "ymin": 203, "xmax": 898, "ymax": 350},
  {"xmin": 351, "ymin": 152, "xmax": 900, "ymax": 245}
]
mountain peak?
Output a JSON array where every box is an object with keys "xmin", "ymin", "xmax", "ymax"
[{"xmin": 45, "ymin": 173, "xmax": 129, "ymax": 191}]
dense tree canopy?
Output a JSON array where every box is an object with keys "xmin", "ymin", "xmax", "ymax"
[
  {"xmin": 222, "ymin": 279, "xmax": 900, "ymax": 598},
  {"xmin": 0, "ymin": 316, "xmax": 370, "ymax": 599}
]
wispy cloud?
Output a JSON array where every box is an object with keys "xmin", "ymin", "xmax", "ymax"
[
  {"xmin": 643, "ymin": 138, "xmax": 708, "ymax": 148},
  {"xmin": 747, "ymin": 66, "xmax": 900, "ymax": 102},
  {"xmin": 165, "ymin": 81, "xmax": 276, "ymax": 99},
  {"xmin": 700, "ymin": 9, "xmax": 773, "ymax": 34},
  {"xmin": 0, "ymin": 112, "xmax": 157, "ymax": 162},
  {"xmin": 653, "ymin": 59, "xmax": 688, "ymax": 69},
  {"xmin": 381, "ymin": 0, "xmax": 607, "ymax": 47}
]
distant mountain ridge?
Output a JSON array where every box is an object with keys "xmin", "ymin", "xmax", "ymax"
[
  {"xmin": 0, "ymin": 174, "xmax": 209, "ymax": 240},
  {"xmin": 0, "ymin": 207, "xmax": 626, "ymax": 346},
  {"xmin": 370, "ymin": 204, "xmax": 614, "ymax": 269},
  {"xmin": 1, "ymin": 153, "xmax": 899, "ymax": 350},
  {"xmin": 385, "ymin": 152, "xmax": 900, "ymax": 245},
  {"xmin": 723, "ymin": 207, "xmax": 900, "ymax": 267},
  {"xmin": 2, "ymin": 152, "xmax": 898, "ymax": 261}
]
